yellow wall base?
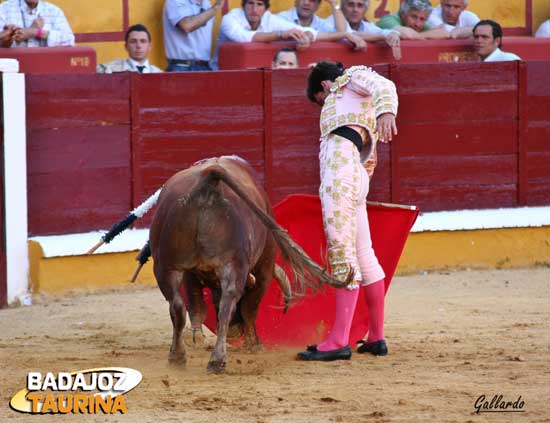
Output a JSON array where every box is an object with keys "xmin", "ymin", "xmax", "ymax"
[
  {"xmin": 29, "ymin": 226, "xmax": 550, "ymax": 294},
  {"xmin": 397, "ymin": 226, "xmax": 550, "ymax": 274}
]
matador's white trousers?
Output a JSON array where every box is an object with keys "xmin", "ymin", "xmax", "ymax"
[{"xmin": 319, "ymin": 134, "xmax": 385, "ymax": 288}]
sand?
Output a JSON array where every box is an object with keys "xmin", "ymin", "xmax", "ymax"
[{"xmin": 1, "ymin": 267, "xmax": 549, "ymax": 422}]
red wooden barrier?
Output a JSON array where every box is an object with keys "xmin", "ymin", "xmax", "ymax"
[
  {"xmin": 26, "ymin": 74, "xmax": 132, "ymax": 235},
  {"xmin": 219, "ymin": 38, "xmax": 550, "ymax": 71},
  {"xmin": 521, "ymin": 61, "xmax": 550, "ymax": 205},
  {"xmin": 0, "ymin": 47, "xmax": 96, "ymax": 74},
  {"xmin": 392, "ymin": 61, "xmax": 519, "ymax": 211},
  {"xmin": 22, "ymin": 61, "xmax": 550, "ymax": 236}
]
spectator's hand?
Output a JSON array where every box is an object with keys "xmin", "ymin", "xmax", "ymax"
[
  {"xmin": 214, "ymin": 0, "xmax": 224, "ymax": 11},
  {"xmin": 0, "ymin": 26, "xmax": 17, "ymax": 45},
  {"xmin": 385, "ymin": 31, "xmax": 401, "ymax": 60},
  {"xmin": 376, "ymin": 113, "xmax": 397, "ymax": 143},
  {"xmin": 343, "ymin": 33, "xmax": 366, "ymax": 50},
  {"xmin": 14, "ymin": 27, "xmax": 37, "ymax": 42},
  {"xmin": 32, "ymin": 17, "xmax": 45, "ymax": 28},
  {"xmin": 398, "ymin": 26, "xmax": 422, "ymax": 40},
  {"xmin": 282, "ymin": 28, "xmax": 307, "ymax": 42}
]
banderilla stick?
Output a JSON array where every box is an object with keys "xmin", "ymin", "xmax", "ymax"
[{"xmin": 86, "ymin": 188, "xmax": 162, "ymax": 254}]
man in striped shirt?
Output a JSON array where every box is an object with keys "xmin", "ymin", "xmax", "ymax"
[{"xmin": 0, "ymin": 0, "xmax": 74, "ymax": 48}]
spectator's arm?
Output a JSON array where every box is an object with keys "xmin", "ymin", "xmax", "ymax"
[
  {"xmin": 325, "ymin": 0, "xmax": 347, "ymax": 32},
  {"xmin": 449, "ymin": 26, "xmax": 475, "ymax": 39},
  {"xmin": 316, "ymin": 31, "xmax": 366, "ymax": 50},
  {"xmin": 178, "ymin": 0, "xmax": 222, "ymax": 33},
  {"xmin": 389, "ymin": 26, "xmax": 423, "ymax": 40},
  {"xmin": 43, "ymin": 10, "xmax": 75, "ymax": 46},
  {"xmin": 418, "ymin": 26, "xmax": 451, "ymax": 39}
]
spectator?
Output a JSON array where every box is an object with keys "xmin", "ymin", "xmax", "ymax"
[
  {"xmin": 97, "ymin": 24, "xmax": 162, "ymax": 74},
  {"xmin": 272, "ymin": 47, "xmax": 299, "ymax": 68},
  {"xmin": 278, "ymin": 0, "xmax": 346, "ymax": 32},
  {"xmin": 0, "ymin": 0, "xmax": 74, "ymax": 47},
  {"xmin": 535, "ymin": 19, "xmax": 550, "ymax": 38},
  {"xmin": 163, "ymin": 0, "xmax": 224, "ymax": 72},
  {"xmin": 473, "ymin": 20, "xmax": 521, "ymax": 62},
  {"xmin": 377, "ymin": 0, "xmax": 449, "ymax": 39},
  {"xmin": 427, "ymin": 0, "xmax": 480, "ymax": 39},
  {"xmin": 212, "ymin": 0, "xmax": 317, "ymax": 70},
  {"xmin": 337, "ymin": 0, "xmax": 402, "ymax": 59}
]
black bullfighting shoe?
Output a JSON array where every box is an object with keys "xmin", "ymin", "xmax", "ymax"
[
  {"xmin": 306, "ymin": 344, "xmax": 317, "ymax": 352},
  {"xmin": 356, "ymin": 339, "xmax": 388, "ymax": 356},
  {"xmin": 297, "ymin": 345, "xmax": 352, "ymax": 361}
]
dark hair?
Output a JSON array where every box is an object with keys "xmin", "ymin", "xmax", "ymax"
[
  {"xmin": 273, "ymin": 47, "xmax": 298, "ymax": 63},
  {"xmin": 473, "ymin": 19, "xmax": 503, "ymax": 47},
  {"xmin": 241, "ymin": 0, "xmax": 270, "ymax": 9},
  {"xmin": 306, "ymin": 61, "xmax": 345, "ymax": 103},
  {"xmin": 125, "ymin": 24, "xmax": 151, "ymax": 43}
]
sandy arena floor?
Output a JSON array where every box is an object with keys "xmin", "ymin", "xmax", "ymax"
[{"xmin": 1, "ymin": 267, "xmax": 549, "ymax": 422}]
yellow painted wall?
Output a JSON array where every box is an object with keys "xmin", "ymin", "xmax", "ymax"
[{"xmin": 17, "ymin": 0, "xmax": 543, "ymax": 70}]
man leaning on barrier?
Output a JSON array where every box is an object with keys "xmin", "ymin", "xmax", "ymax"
[
  {"xmin": 377, "ymin": 0, "xmax": 450, "ymax": 40},
  {"xmin": 427, "ymin": 0, "xmax": 479, "ymax": 39}
]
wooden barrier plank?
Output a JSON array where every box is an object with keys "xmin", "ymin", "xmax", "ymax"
[
  {"xmin": 393, "ymin": 62, "xmax": 519, "ymax": 211},
  {"xmin": 523, "ymin": 62, "xmax": 550, "ymax": 205},
  {"xmin": 26, "ymin": 74, "xmax": 132, "ymax": 235},
  {"xmin": 398, "ymin": 185, "xmax": 517, "ymax": 211},
  {"xmin": 26, "ymin": 74, "xmax": 130, "ymax": 128},
  {"xmin": 131, "ymin": 72, "xmax": 265, "ymax": 226}
]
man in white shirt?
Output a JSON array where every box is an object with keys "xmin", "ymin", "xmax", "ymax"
[
  {"xmin": 338, "ymin": 0, "xmax": 402, "ymax": 59},
  {"xmin": 213, "ymin": 0, "xmax": 316, "ymax": 70},
  {"xmin": 278, "ymin": 0, "xmax": 346, "ymax": 32},
  {"xmin": 473, "ymin": 20, "xmax": 521, "ymax": 62},
  {"xmin": 535, "ymin": 19, "xmax": 550, "ymax": 38},
  {"xmin": 97, "ymin": 24, "xmax": 163, "ymax": 74},
  {"xmin": 427, "ymin": 0, "xmax": 480, "ymax": 39},
  {"xmin": 0, "ymin": 0, "xmax": 74, "ymax": 47}
]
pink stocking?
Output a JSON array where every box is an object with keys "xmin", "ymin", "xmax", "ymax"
[
  {"xmin": 317, "ymin": 288, "xmax": 360, "ymax": 351},
  {"xmin": 364, "ymin": 279, "xmax": 385, "ymax": 343}
]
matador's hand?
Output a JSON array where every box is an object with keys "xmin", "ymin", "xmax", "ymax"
[{"xmin": 376, "ymin": 113, "xmax": 397, "ymax": 143}]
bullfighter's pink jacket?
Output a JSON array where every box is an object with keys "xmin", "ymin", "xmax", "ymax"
[{"xmin": 319, "ymin": 66, "xmax": 398, "ymax": 173}]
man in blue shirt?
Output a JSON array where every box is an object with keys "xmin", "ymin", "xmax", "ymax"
[{"xmin": 163, "ymin": 0, "xmax": 223, "ymax": 71}]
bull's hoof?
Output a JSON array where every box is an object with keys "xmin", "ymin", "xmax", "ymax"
[
  {"xmin": 207, "ymin": 360, "xmax": 226, "ymax": 374},
  {"xmin": 168, "ymin": 351, "xmax": 187, "ymax": 366},
  {"xmin": 183, "ymin": 328, "xmax": 206, "ymax": 348}
]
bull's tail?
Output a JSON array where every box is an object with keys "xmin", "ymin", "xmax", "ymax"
[
  {"xmin": 87, "ymin": 188, "xmax": 162, "ymax": 254},
  {"xmin": 204, "ymin": 165, "xmax": 353, "ymax": 293},
  {"xmin": 273, "ymin": 264, "xmax": 291, "ymax": 313}
]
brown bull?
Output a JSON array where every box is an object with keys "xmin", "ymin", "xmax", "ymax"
[{"xmin": 149, "ymin": 156, "xmax": 351, "ymax": 373}]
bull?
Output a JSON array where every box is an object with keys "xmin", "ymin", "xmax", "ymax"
[{"xmin": 89, "ymin": 155, "xmax": 351, "ymax": 374}]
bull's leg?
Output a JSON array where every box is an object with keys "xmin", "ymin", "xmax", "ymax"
[
  {"xmin": 207, "ymin": 264, "xmax": 247, "ymax": 374},
  {"xmin": 240, "ymin": 263, "xmax": 272, "ymax": 352},
  {"xmin": 160, "ymin": 270, "xmax": 187, "ymax": 366},
  {"xmin": 182, "ymin": 272, "xmax": 207, "ymax": 347}
]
